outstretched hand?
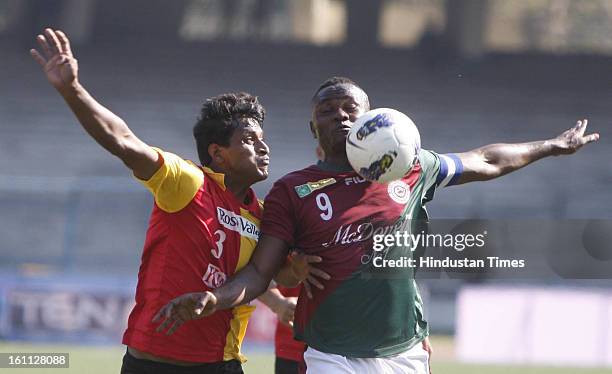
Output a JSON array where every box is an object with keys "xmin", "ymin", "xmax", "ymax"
[
  {"xmin": 30, "ymin": 28, "xmax": 79, "ymax": 93},
  {"xmin": 551, "ymin": 119, "xmax": 599, "ymax": 155},
  {"xmin": 152, "ymin": 291, "xmax": 217, "ymax": 335}
]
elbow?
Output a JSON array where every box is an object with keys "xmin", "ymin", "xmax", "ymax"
[{"xmin": 111, "ymin": 132, "xmax": 141, "ymax": 163}]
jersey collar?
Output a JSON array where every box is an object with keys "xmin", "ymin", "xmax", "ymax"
[
  {"xmin": 315, "ymin": 160, "xmax": 354, "ymax": 173},
  {"xmin": 201, "ymin": 166, "xmax": 227, "ymax": 190}
]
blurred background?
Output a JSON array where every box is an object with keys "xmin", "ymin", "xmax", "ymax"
[{"xmin": 0, "ymin": 0, "xmax": 611, "ymax": 372}]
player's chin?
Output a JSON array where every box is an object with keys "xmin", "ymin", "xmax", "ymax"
[{"xmin": 254, "ymin": 166, "xmax": 269, "ymax": 180}]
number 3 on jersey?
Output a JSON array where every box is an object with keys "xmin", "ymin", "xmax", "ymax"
[
  {"xmin": 316, "ymin": 193, "xmax": 333, "ymax": 221},
  {"xmin": 211, "ymin": 229, "xmax": 226, "ymax": 258}
]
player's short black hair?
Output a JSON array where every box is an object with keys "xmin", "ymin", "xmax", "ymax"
[
  {"xmin": 193, "ymin": 92, "xmax": 265, "ymax": 166},
  {"xmin": 312, "ymin": 76, "xmax": 370, "ymax": 110}
]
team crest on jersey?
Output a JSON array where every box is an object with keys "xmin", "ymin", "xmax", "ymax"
[
  {"xmin": 387, "ymin": 180, "xmax": 410, "ymax": 204},
  {"xmin": 216, "ymin": 207, "xmax": 259, "ymax": 239},
  {"xmin": 356, "ymin": 113, "xmax": 392, "ymax": 140},
  {"xmin": 295, "ymin": 178, "xmax": 337, "ymax": 198}
]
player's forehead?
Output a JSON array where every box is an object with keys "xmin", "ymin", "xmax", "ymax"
[
  {"xmin": 313, "ymin": 83, "xmax": 368, "ymax": 108},
  {"xmin": 234, "ymin": 117, "xmax": 264, "ymax": 137}
]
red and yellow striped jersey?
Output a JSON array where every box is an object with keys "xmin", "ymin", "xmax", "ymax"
[{"xmin": 122, "ymin": 148, "xmax": 263, "ymax": 363}]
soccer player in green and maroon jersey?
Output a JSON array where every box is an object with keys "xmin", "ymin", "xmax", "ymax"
[{"xmin": 155, "ymin": 77, "xmax": 599, "ymax": 373}]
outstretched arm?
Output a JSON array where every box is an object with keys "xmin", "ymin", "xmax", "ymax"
[
  {"xmin": 30, "ymin": 28, "xmax": 159, "ymax": 180},
  {"xmin": 455, "ymin": 119, "xmax": 599, "ymax": 184},
  {"xmin": 153, "ymin": 234, "xmax": 290, "ymax": 334}
]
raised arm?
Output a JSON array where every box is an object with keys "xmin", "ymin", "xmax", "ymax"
[
  {"xmin": 455, "ymin": 119, "xmax": 599, "ymax": 184},
  {"xmin": 153, "ymin": 234, "xmax": 290, "ymax": 334},
  {"xmin": 30, "ymin": 28, "xmax": 159, "ymax": 180}
]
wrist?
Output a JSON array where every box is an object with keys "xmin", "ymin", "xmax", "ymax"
[
  {"xmin": 270, "ymin": 299, "xmax": 283, "ymax": 314},
  {"xmin": 58, "ymin": 80, "xmax": 82, "ymax": 98},
  {"xmin": 543, "ymin": 138, "xmax": 561, "ymax": 156}
]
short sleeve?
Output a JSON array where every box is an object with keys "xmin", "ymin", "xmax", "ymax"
[
  {"xmin": 136, "ymin": 148, "xmax": 204, "ymax": 213},
  {"xmin": 260, "ymin": 180, "xmax": 297, "ymax": 246},
  {"xmin": 419, "ymin": 149, "xmax": 463, "ymax": 192}
]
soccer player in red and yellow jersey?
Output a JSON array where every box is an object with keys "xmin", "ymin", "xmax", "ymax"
[{"xmin": 31, "ymin": 28, "xmax": 281, "ymax": 374}]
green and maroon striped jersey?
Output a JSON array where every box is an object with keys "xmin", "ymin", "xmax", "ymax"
[{"xmin": 261, "ymin": 149, "xmax": 463, "ymax": 357}]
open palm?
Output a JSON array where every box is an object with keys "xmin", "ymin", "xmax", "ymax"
[{"xmin": 30, "ymin": 28, "xmax": 78, "ymax": 91}]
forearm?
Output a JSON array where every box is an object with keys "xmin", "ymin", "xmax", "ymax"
[
  {"xmin": 60, "ymin": 83, "xmax": 141, "ymax": 159},
  {"xmin": 213, "ymin": 262, "xmax": 272, "ymax": 310},
  {"xmin": 257, "ymin": 287, "xmax": 284, "ymax": 312},
  {"xmin": 213, "ymin": 234, "xmax": 290, "ymax": 310},
  {"xmin": 458, "ymin": 140, "xmax": 555, "ymax": 183},
  {"xmin": 480, "ymin": 140, "xmax": 554, "ymax": 176}
]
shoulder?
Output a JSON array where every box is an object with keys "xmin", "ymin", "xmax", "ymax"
[
  {"xmin": 153, "ymin": 148, "xmax": 204, "ymax": 178},
  {"xmin": 141, "ymin": 148, "xmax": 204, "ymax": 213}
]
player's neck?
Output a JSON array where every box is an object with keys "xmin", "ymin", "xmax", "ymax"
[
  {"xmin": 224, "ymin": 177, "xmax": 251, "ymax": 204},
  {"xmin": 321, "ymin": 155, "xmax": 352, "ymax": 171},
  {"xmin": 208, "ymin": 163, "xmax": 251, "ymax": 204}
]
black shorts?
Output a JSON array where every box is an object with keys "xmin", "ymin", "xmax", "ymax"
[
  {"xmin": 274, "ymin": 357, "xmax": 299, "ymax": 374},
  {"xmin": 120, "ymin": 351, "xmax": 243, "ymax": 374}
]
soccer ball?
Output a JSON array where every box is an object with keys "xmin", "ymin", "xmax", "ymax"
[{"xmin": 346, "ymin": 108, "xmax": 421, "ymax": 183}]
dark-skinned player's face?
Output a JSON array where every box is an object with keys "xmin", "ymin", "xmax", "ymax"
[
  {"xmin": 221, "ymin": 118, "xmax": 270, "ymax": 184},
  {"xmin": 311, "ymin": 84, "xmax": 369, "ymax": 159}
]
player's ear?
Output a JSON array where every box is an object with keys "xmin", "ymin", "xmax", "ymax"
[
  {"xmin": 309, "ymin": 121, "xmax": 318, "ymax": 139},
  {"xmin": 208, "ymin": 144, "xmax": 224, "ymax": 164}
]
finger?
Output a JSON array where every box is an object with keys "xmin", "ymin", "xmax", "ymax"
[
  {"xmin": 309, "ymin": 267, "xmax": 331, "ymax": 280},
  {"xmin": 576, "ymin": 118, "xmax": 588, "ymax": 136},
  {"xmin": 580, "ymin": 133, "xmax": 600, "ymax": 145},
  {"xmin": 36, "ymin": 34, "xmax": 53, "ymax": 58},
  {"xmin": 151, "ymin": 305, "xmax": 167, "ymax": 323},
  {"xmin": 155, "ymin": 316, "xmax": 174, "ymax": 333},
  {"xmin": 194, "ymin": 294, "xmax": 211, "ymax": 316},
  {"xmin": 194, "ymin": 300, "xmax": 205, "ymax": 315},
  {"xmin": 167, "ymin": 319, "xmax": 185, "ymax": 335},
  {"xmin": 44, "ymin": 28, "xmax": 61, "ymax": 55},
  {"xmin": 307, "ymin": 275, "xmax": 324, "ymax": 290},
  {"xmin": 304, "ymin": 255, "xmax": 323, "ymax": 264},
  {"xmin": 303, "ymin": 280, "xmax": 313, "ymax": 299},
  {"xmin": 55, "ymin": 30, "xmax": 72, "ymax": 56},
  {"xmin": 29, "ymin": 49, "xmax": 47, "ymax": 67}
]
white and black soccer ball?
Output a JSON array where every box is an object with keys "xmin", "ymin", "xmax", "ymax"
[{"xmin": 346, "ymin": 108, "xmax": 421, "ymax": 183}]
